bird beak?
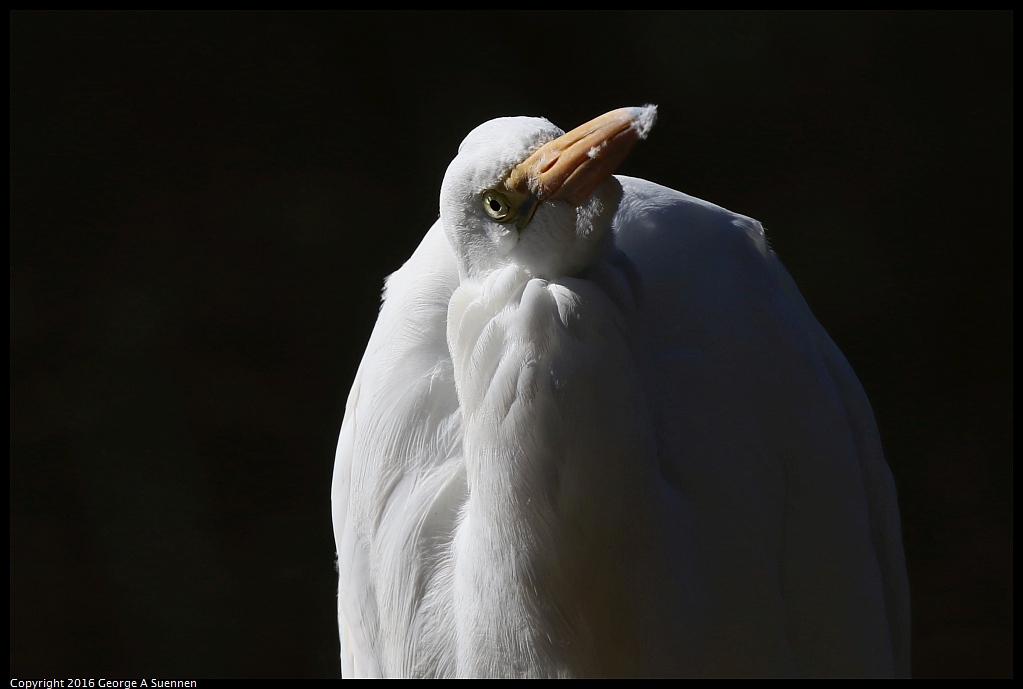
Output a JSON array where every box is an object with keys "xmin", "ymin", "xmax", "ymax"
[{"xmin": 505, "ymin": 106, "xmax": 656, "ymax": 206}]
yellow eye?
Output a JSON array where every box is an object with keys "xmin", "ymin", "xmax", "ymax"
[{"xmin": 481, "ymin": 189, "xmax": 515, "ymax": 223}]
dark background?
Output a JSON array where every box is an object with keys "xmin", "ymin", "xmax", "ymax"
[{"xmin": 11, "ymin": 11, "xmax": 1011, "ymax": 678}]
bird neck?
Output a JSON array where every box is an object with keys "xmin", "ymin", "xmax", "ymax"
[{"xmin": 444, "ymin": 257, "xmax": 650, "ymax": 677}]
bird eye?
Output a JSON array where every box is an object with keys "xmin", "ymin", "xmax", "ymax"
[{"xmin": 481, "ymin": 189, "xmax": 515, "ymax": 223}]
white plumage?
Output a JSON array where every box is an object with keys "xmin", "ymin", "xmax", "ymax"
[{"xmin": 331, "ymin": 106, "xmax": 910, "ymax": 677}]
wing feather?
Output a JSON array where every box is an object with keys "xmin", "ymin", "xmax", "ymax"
[
  {"xmin": 332, "ymin": 221, "xmax": 462, "ymax": 677},
  {"xmin": 614, "ymin": 176, "xmax": 910, "ymax": 676}
]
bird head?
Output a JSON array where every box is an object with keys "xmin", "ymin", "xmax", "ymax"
[{"xmin": 439, "ymin": 106, "xmax": 657, "ymax": 281}]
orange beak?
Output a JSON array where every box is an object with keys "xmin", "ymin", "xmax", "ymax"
[{"xmin": 505, "ymin": 106, "xmax": 656, "ymax": 206}]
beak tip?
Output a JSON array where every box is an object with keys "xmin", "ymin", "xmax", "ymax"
[{"xmin": 629, "ymin": 104, "xmax": 658, "ymax": 140}]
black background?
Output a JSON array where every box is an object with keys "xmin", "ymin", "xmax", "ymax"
[{"xmin": 11, "ymin": 11, "xmax": 1011, "ymax": 678}]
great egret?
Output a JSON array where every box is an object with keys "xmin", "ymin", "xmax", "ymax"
[{"xmin": 331, "ymin": 106, "xmax": 910, "ymax": 677}]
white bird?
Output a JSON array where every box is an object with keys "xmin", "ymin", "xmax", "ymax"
[{"xmin": 331, "ymin": 106, "xmax": 910, "ymax": 678}]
